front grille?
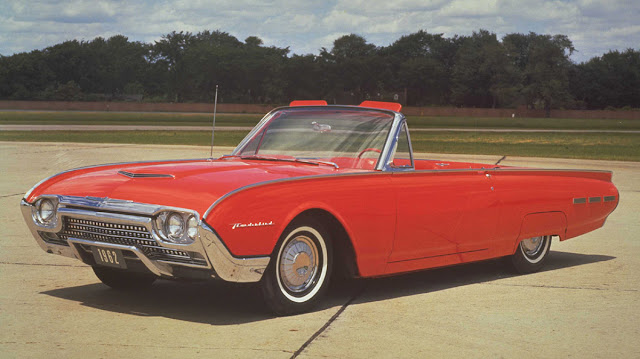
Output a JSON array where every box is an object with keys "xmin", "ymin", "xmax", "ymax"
[
  {"xmin": 62, "ymin": 218, "xmax": 154, "ymax": 245},
  {"xmin": 55, "ymin": 217, "xmax": 206, "ymax": 266}
]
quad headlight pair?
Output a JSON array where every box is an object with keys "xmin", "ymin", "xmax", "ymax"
[
  {"xmin": 31, "ymin": 196, "xmax": 199, "ymax": 245},
  {"xmin": 155, "ymin": 211, "xmax": 199, "ymax": 244}
]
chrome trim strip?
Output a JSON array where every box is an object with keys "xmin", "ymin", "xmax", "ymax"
[
  {"xmin": 405, "ymin": 122, "xmax": 415, "ymax": 168},
  {"xmin": 398, "ymin": 168, "xmax": 614, "ymax": 175},
  {"xmin": 589, "ymin": 196, "xmax": 602, "ymax": 203},
  {"xmin": 199, "ymin": 223, "xmax": 270, "ymax": 283},
  {"xmin": 204, "ymin": 165, "xmax": 614, "ymax": 218},
  {"xmin": 384, "ymin": 120, "xmax": 415, "ymax": 172},
  {"xmin": 46, "ymin": 195, "xmax": 198, "ymax": 219},
  {"xmin": 203, "ymin": 171, "xmax": 388, "ymax": 219},
  {"xmin": 21, "ymin": 199, "xmax": 78, "ymax": 259},
  {"xmin": 604, "ymin": 196, "xmax": 616, "ymax": 202},
  {"xmin": 230, "ymin": 110, "xmax": 276, "ymax": 155},
  {"xmin": 573, "ymin": 198, "xmax": 587, "ymax": 204},
  {"xmin": 388, "ymin": 248, "xmax": 488, "ymax": 264},
  {"xmin": 376, "ymin": 113, "xmax": 405, "ymax": 171}
]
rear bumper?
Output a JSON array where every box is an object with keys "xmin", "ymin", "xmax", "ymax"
[{"xmin": 21, "ymin": 196, "xmax": 269, "ymax": 282}]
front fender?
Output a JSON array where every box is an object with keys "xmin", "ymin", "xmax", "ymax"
[{"xmin": 204, "ymin": 173, "xmax": 395, "ymax": 277}]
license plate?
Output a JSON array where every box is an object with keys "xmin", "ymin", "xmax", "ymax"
[{"xmin": 92, "ymin": 247, "xmax": 127, "ymax": 269}]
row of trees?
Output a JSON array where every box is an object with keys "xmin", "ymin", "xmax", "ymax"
[{"xmin": 1, "ymin": 30, "xmax": 638, "ymax": 112}]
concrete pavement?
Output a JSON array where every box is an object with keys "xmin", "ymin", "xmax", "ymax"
[{"xmin": 1, "ymin": 142, "xmax": 638, "ymax": 358}]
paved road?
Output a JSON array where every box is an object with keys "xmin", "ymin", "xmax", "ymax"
[
  {"xmin": 2, "ymin": 124, "xmax": 640, "ymax": 133},
  {"xmin": 1, "ymin": 142, "xmax": 638, "ymax": 358}
]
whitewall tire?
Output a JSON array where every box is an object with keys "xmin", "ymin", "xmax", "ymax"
[
  {"xmin": 261, "ymin": 219, "xmax": 333, "ymax": 315},
  {"xmin": 509, "ymin": 235, "xmax": 552, "ymax": 274}
]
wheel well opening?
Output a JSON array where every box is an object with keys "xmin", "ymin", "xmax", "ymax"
[{"xmin": 291, "ymin": 209, "xmax": 359, "ymax": 279}]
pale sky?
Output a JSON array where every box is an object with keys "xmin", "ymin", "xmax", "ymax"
[{"xmin": 1, "ymin": 0, "xmax": 638, "ymax": 63}]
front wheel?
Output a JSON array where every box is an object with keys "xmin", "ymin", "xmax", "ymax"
[
  {"xmin": 92, "ymin": 266, "xmax": 157, "ymax": 290},
  {"xmin": 509, "ymin": 235, "xmax": 551, "ymax": 274},
  {"xmin": 261, "ymin": 219, "xmax": 333, "ymax": 315}
]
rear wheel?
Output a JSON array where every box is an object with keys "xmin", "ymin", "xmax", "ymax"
[
  {"xmin": 509, "ymin": 235, "xmax": 551, "ymax": 274},
  {"xmin": 261, "ymin": 219, "xmax": 333, "ymax": 315},
  {"xmin": 92, "ymin": 266, "xmax": 157, "ymax": 290}
]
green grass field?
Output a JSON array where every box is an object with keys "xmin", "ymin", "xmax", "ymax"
[
  {"xmin": 2, "ymin": 130, "xmax": 638, "ymax": 161},
  {"xmin": 0, "ymin": 111, "xmax": 261, "ymax": 127},
  {"xmin": 406, "ymin": 116, "xmax": 640, "ymax": 130},
  {"xmin": 1, "ymin": 111, "xmax": 639, "ymax": 130}
]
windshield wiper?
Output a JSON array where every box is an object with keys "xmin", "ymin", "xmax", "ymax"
[
  {"xmin": 228, "ymin": 155, "xmax": 339, "ymax": 169},
  {"xmin": 219, "ymin": 154, "xmax": 287, "ymax": 162},
  {"xmin": 240, "ymin": 155, "xmax": 293, "ymax": 162},
  {"xmin": 295, "ymin": 159, "xmax": 340, "ymax": 169}
]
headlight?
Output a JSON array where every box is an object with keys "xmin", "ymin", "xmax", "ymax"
[
  {"xmin": 187, "ymin": 216, "xmax": 198, "ymax": 240},
  {"xmin": 39, "ymin": 199, "xmax": 55, "ymax": 221},
  {"xmin": 155, "ymin": 211, "xmax": 198, "ymax": 244},
  {"xmin": 34, "ymin": 198, "xmax": 57, "ymax": 225},
  {"xmin": 166, "ymin": 213, "xmax": 185, "ymax": 240}
]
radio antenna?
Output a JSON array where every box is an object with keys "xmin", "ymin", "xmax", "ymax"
[{"xmin": 210, "ymin": 85, "xmax": 219, "ymax": 158}]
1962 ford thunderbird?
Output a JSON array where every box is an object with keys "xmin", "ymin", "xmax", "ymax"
[{"xmin": 21, "ymin": 101, "xmax": 619, "ymax": 314}]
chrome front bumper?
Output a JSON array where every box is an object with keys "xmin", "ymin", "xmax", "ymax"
[{"xmin": 21, "ymin": 196, "xmax": 269, "ymax": 283}]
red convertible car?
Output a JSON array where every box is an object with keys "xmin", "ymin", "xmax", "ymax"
[{"xmin": 21, "ymin": 101, "xmax": 619, "ymax": 314}]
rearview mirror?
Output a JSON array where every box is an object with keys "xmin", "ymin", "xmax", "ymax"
[{"xmin": 311, "ymin": 122, "xmax": 331, "ymax": 133}]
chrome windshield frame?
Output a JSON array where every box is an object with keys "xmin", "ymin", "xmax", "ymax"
[
  {"xmin": 231, "ymin": 108, "xmax": 279, "ymax": 156},
  {"xmin": 375, "ymin": 112, "xmax": 412, "ymax": 171},
  {"xmin": 230, "ymin": 105, "xmax": 409, "ymax": 172}
]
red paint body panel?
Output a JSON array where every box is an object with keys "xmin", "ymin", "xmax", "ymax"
[
  {"xmin": 490, "ymin": 170, "xmax": 618, "ymax": 248},
  {"xmin": 28, "ymin": 159, "xmax": 354, "ymax": 216},
  {"xmin": 202, "ymin": 166, "xmax": 617, "ymax": 278},
  {"xmin": 518, "ymin": 212, "xmax": 568, "ymax": 241},
  {"xmin": 390, "ymin": 170, "xmax": 498, "ymax": 262},
  {"xmin": 205, "ymin": 173, "xmax": 396, "ymax": 276}
]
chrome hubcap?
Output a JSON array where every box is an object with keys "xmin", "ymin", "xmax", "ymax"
[
  {"xmin": 521, "ymin": 236, "xmax": 545, "ymax": 257},
  {"xmin": 279, "ymin": 235, "xmax": 318, "ymax": 293}
]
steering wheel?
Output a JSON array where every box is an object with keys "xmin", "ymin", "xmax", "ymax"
[{"xmin": 356, "ymin": 147, "xmax": 382, "ymax": 159}]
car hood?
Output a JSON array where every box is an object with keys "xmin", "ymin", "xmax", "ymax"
[{"xmin": 29, "ymin": 159, "xmax": 355, "ymax": 216}]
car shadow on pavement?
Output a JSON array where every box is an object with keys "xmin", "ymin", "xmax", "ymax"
[
  {"xmin": 41, "ymin": 250, "xmax": 613, "ymax": 324},
  {"xmin": 41, "ymin": 275, "xmax": 356, "ymax": 325},
  {"xmin": 351, "ymin": 250, "xmax": 615, "ymax": 305}
]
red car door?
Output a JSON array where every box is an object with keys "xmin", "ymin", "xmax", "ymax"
[{"xmin": 388, "ymin": 170, "xmax": 500, "ymax": 267}]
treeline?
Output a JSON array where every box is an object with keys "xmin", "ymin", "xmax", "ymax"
[{"xmin": 1, "ymin": 29, "xmax": 638, "ymax": 112}]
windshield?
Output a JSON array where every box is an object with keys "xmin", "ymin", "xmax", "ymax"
[{"xmin": 233, "ymin": 107, "xmax": 395, "ymax": 170}]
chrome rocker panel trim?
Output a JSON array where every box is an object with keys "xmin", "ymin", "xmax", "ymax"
[{"xmin": 21, "ymin": 196, "xmax": 269, "ymax": 283}]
